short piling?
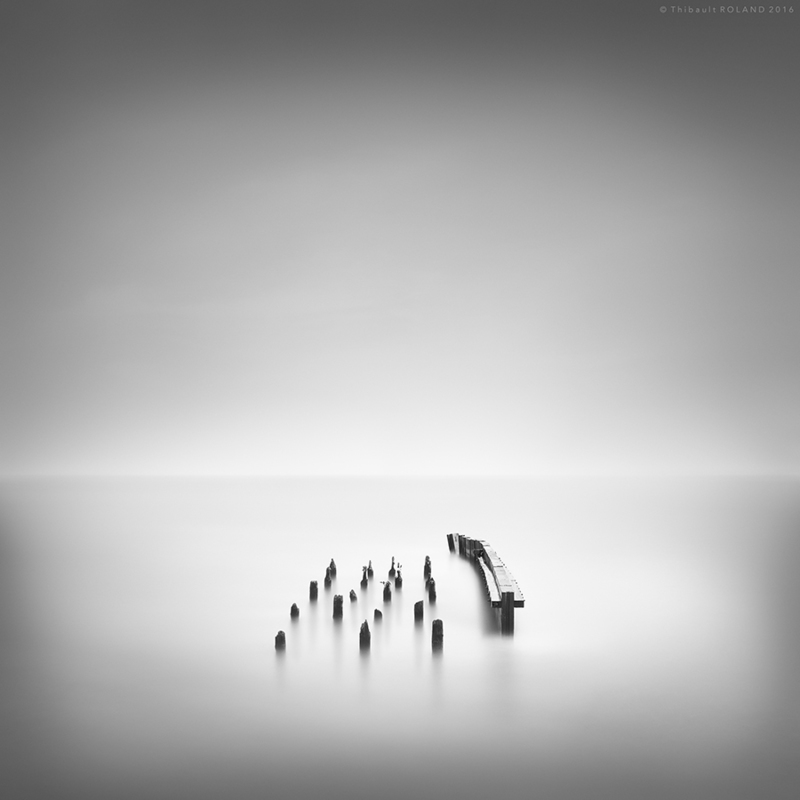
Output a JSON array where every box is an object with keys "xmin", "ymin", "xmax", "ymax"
[
  {"xmin": 374, "ymin": 608, "xmax": 383, "ymax": 622},
  {"xmin": 424, "ymin": 555, "xmax": 432, "ymax": 578},
  {"xmin": 333, "ymin": 594, "xmax": 343, "ymax": 619},
  {"xmin": 349, "ymin": 589, "xmax": 357, "ymax": 602},
  {"xmin": 359, "ymin": 620, "xmax": 371, "ymax": 650},
  {"xmin": 290, "ymin": 603, "xmax": 299, "ymax": 619},
  {"xmin": 432, "ymin": 619, "xmax": 443, "ymax": 651},
  {"xmin": 428, "ymin": 577, "xmax": 437, "ymax": 602},
  {"xmin": 414, "ymin": 600, "xmax": 423, "ymax": 623},
  {"xmin": 309, "ymin": 581, "xmax": 318, "ymax": 601},
  {"xmin": 383, "ymin": 582, "xmax": 392, "ymax": 602},
  {"xmin": 275, "ymin": 630, "xmax": 286, "ymax": 650},
  {"xmin": 329, "ymin": 558, "xmax": 337, "ymax": 577}
]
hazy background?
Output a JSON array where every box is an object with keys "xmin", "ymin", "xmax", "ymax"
[
  {"xmin": 1, "ymin": 0, "xmax": 798, "ymax": 479},
  {"xmin": 2, "ymin": 4, "xmax": 799, "ymax": 799}
]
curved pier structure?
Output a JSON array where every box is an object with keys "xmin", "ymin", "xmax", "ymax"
[{"xmin": 447, "ymin": 533, "xmax": 525, "ymax": 634}]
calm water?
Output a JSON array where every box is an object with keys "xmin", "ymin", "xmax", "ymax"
[{"xmin": 1, "ymin": 477, "xmax": 799, "ymax": 799}]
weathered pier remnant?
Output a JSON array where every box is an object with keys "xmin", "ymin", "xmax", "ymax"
[
  {"xmin": 424, "ymin": 555, "xmax": 432, "ymax": 578},
  {"xmin": 394, "ymin": 569, "xmax": 403, "ymax": 588},
  {"xmin": 324, "ymin": 566, "xmax": 332, "ymax": 589},
  {"xmin": 414, "ymin": 600, "xmax": 424, "ymax": 623},
  {"xmin": 428, "ymin": 577, "xmax": 437, "ymax": 602},
  {"xmin": 329, "ymin": 558, "xmax": 337, "ymax": 577},
  {"xmin": 359, "ymin": 620, "xmax": 371, "ymax": 650},
  {"xmin": 449, "ymin": 533, "xmax": 525, "ymax": 634},
  {"xmin": 431, "ymin": 619, "xmax": 443, "ymax": 650},
  {"xmin": 374, "ymin": 608, "xmax": 383, "ymax": 622},
  {"xmin": 275, "ymin": 630, "xmax": 286, "ymax": 650},
  {"xmin": 290, "ymin": 603, "xmax": 300, "ymax": 619},
  {"xmin": 388, "ymin": 557, "xmax": 396, "ymax": 578},
  {"xmin": 309, "ymin": 581, "xmax": 318, "ymax": 601},
  {"xmin": 367, "ymin": 560, "xmax": 374, "ymax": 578},
  {"xmin": 361, "ymin": 567, "xmax": 368, "ymax": 589},
  {"xmin": 333, "ymin": 594, "xmax": 343, "ymax": 619},
  {"xmin": 349, "ymin": 589, "xmax": 357, "ymax": 602},
  {"xmin": 383, "ymin": 581, "xmax": 392, "ymax": 602}
]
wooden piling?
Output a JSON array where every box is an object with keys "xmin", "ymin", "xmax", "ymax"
[
  {"xmin": 329, "ymin": 558, "xmax": 337, "ymax": 577},
  {"xmin": 424, "ymin": 555, "xmax": 432, "ymax": 578},
  {"xmin": 333, "ymin": 594, "xmax": 343, "ymax": 619},
  {"xmin": 349, "ymin": 589, "xmax": 357, "ymax": 602},
  {"xmin": 428, "ymin": 577, "xmax": 436, "ymax": 602},
  {"xmin": 373, "ymin": 608, "xmax": 383, "ymax": 622},
  {"xmin": 383, "ymin": 582, "xmax": 392, "ymax": 602},
  {"xmin": 275, "ymin": 630, "xmax": 286, "ymax": 650},
  {"xmin": 414, "ymin": 600, "xmax": 423, "ymax": 622},
  {"xmin": 359, "ymin": 620, "xmax": 371, "ymax": 650},
  {"xmin": 309, "ymin": 581, "xmax": 318, "ymax": 601},
  {"xmin": 290, "ymin": 603, "xmax": 299, "ymax": 619},
  {"xmin": 431, "ymin": 619, "xmax": 443, "ymax": 650}
]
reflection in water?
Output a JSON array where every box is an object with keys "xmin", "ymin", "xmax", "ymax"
[{"xmin": 0, "ymin": 477, "xmax": 799, "ymax": 799}]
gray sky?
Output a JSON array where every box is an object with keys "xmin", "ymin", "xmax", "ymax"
[{"xmin": 1, "ymin": 1, "xmax": 798, "ymax": 477}]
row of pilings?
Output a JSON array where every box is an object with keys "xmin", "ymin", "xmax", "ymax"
[{"xmin": 275, "ymin": 554, "xmax": 443, "ymax": 653}]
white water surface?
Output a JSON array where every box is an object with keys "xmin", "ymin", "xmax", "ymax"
[{"xmin": 1, "ymin": 477, "xmax": 798, "ymax": 799}]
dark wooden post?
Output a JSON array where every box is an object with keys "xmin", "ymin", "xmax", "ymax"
[
  {"xmin": 275, "ymin": 630, "xmax": 286, "ymax": 650},
  {"xmin": 367, "ymin": 560, "xmax": 374, "ymax": 578},
  {"xmin": 329, "ymin": 558, "xmax": 337, "ymax": 577},
  {"xmin": 324, "ymin": 567, "xmax": 332, "ymax": 588},
  {"xmin": 373, "ymin": 608, "xmax": 383, "ymax": 621},
  {"xmin": 501, "ymin": 591, "xmax": 515, "ymax": 634},
  {"xmin": 431, "ymin": 619, "xmax": 443, "ymax": 650},
  {"xmin": 383, "ymin": 582, "xmax": 392, "ymax": 602},
  {"xmin": 359, "ymin": 620, "xmax": 371, "ymax": 650},
  {"xmin": 394, "ymin": 569, "xmax": 403, "ymax": 588},
  {"xmin": 309, "ymin": 581, "xmax": 318, "ymax": 601},
  {"xmin": 290, "ymin": 603, "xmax": 299, "ymax": 618},
  {"xmin": 428, "ymin": 577, "xmax": 436, "ymax": 602},
  {"xmin": 446, "ymin": 533, "xmax": 455, "ymax": 552},
  {"xmin": 361, "ymin": 567, "xmax": 368, "ymax": 589},
  {"xmin": 349, "ymin": 589, "xmax": 357, "ymax": 602},
  {"xmin": 333, "ymin": 594, "xmax": 343, "ymax": 619},
  {"xmin": 423, "ymin": 555, "xmax": 432, "ymax": 578},
  {"xmin": 414, "ymin": 600, "xmax": 423, "ymax": 622}
]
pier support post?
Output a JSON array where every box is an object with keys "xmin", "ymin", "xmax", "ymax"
[
  {"xmin": 309, "ymin": 581, "xmax": 318, "ymax": 601},
  {"xmin": 333, "ymin": 594, "xmax": 343, "ymax": 619},
  {"xmin": 500, "ymin": 591, "xmax": 515, "ymax": 635}
]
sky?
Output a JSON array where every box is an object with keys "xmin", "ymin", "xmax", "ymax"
[{"xmin": 1, "ymin": 0, "xmax": 798, "ymax": 477}]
